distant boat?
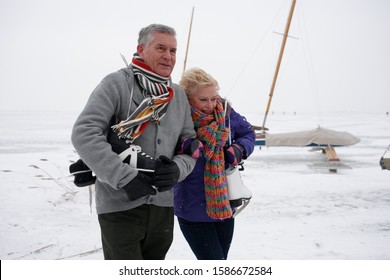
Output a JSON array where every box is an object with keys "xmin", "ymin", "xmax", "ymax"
[
  {"xmin": 380, "ymin": 145, "xmax": 390, "ymax": 171},
  {"xmin": 255, "ymin": 126, "xmax": 360, "ymax": 147},
  {"xmin": 253, "ymin": 0, "xmax": 360, "ymax": 172}
]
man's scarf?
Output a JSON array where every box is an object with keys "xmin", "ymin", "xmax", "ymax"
[
  {"xmin": 191, "ymin": 99, "xmax": 232, "ymax": 219},
  {"xmin": 112, "ymin": 53, "xmax": 174, "ymax": 142}
]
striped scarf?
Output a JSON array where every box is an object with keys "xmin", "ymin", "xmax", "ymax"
[
  {"xmin": 191, "ymin": 99, "xmax": 232, "ymax": 219},
  {"xmin": 112, "ymin": 53, "xmax": 174, "ymax": 142}
]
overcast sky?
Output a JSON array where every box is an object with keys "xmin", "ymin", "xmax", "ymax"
[{"xmin": 1, "ymin": 0, "xmax": 389, "ymax": 116}]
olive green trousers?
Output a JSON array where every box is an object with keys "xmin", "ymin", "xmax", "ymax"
[{"xmin": 98, "ymin": 204, "xmax": 174, "ymax": 260}]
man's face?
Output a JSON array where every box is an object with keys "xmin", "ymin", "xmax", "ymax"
[{"xmin": 137, "ymin": 32, "xmax": 177, "ymax": 77}]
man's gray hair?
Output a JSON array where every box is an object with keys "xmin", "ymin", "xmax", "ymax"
[{"xmin": 138, "ymin": 24, "xmax": 176, "ymax": 46}]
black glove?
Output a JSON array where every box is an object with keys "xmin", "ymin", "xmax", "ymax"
[
  {"xmin": 69, "ymin": 159, "xmax": 96, "ymax": 187},
  {"xmin": 153, "ymin": 155, "xmax": 180, "ymax": 192},
  {"xmin": 69, "ymin": 129, "xmax": 126, "ymax": 188},
  {"xmin": 107, "ymin": 128, "xmax": 129, "ymax": 154},
  {"xmin": 123, "ymin": 172, "xmax": 156, "ymax": 201}
]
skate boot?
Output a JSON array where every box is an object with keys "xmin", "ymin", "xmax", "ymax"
[
  {"xmin": 226, "ymin": 164, "xmax": 252, "ymax": 217},
  {"xmin": 107, "ymin": 129, "xmax": 155, "ymax": 172}
]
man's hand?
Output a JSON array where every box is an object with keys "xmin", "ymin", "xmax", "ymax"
[
  {"xmin": 153, "ymin": 155, "xmax": 180, "ymax": 192},
  {"xmin": 123, "ymin": 172, "xmax": 156, "ymax": 201}
]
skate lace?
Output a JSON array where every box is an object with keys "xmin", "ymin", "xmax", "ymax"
[{"xmin": 130, "ymin": 145, "xmax": 154, "ymax": 160}]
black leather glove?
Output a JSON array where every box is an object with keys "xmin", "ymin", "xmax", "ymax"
[
  {"xmin": 153, "ymin": 155, "xmax": 180, "ymax": 192},
  {"xmin": 123, "ymin": 172, "xmax": 156, "ymax": 201},
  {"xmin": 69, "ymin": 159, "xmax": 96, "ymax": 187},
  {"xmin": 69, "ymin": 129, "xmax": 126, "ymax": 188},
  {"xmin": 107, "ymin": 128, "xmax": 129, "ymax": 154}
]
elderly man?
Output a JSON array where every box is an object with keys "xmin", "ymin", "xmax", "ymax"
[{"xmin": 71, "ymin": 24, "xmax": 197, "ymax": 260}]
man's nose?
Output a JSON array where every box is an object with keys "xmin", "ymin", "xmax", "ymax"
[{"xmin": 162, "ymin": 50, "xmax": 171, "ymax": 60}]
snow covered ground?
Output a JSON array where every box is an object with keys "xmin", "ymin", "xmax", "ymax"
[{"xmin": 0, "ymin": 110, "xmax": 389, "ymax": 260}]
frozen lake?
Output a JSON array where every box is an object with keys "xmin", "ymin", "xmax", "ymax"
[{"xmin": 0, "ymin": 110, "xmax": 389, "ymax": 260}]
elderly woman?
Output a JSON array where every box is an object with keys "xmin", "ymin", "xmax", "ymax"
[{"xmin": 174, "ymin": 68, "xmax": 255, "ymax": 260}]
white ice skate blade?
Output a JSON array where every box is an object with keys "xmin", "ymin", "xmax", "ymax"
[{"xmin": 232, "ymin": 199, "xmax": 250, "ymax": 218}]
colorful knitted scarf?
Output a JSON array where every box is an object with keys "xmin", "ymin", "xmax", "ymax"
[
  {"xmin": 112, "ymin": 53, "xmax": 174, "ymax": 142},
  {"xmin": 191, "ymin": 99, "xmax": 232, "ymax": 219}
]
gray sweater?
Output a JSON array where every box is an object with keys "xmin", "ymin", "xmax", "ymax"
[{"xmin": 71, "ymin": 67, "xmax": 196, "ymax": 214}]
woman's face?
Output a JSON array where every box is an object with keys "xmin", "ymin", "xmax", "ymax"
[{"xmin": 189, "ymin": 85, "xmax": 219, "ymax": 115}]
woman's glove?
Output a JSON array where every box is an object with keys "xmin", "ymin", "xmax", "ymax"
[
  {"xmin": 225, "ymin": 143, "xmax": 244, "ymax": 166},
  {"xmin": 153, "ymin": 155, "xmax": 180, "ymax": 192},
  {"xmin": 176, "ymin": 137, "xmax": 203, "ymax": 159}
]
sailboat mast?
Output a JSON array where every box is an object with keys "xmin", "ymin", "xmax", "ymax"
[
  {"xmin": 261, "ymin": 0, "xmax": 296, "ymax": 132},
  {"xmin": 183, "ymin": 7, "xmax": 195, "ymax": 73}
]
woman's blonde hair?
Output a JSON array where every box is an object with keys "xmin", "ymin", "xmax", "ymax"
[{"xmin": 179, "ymin": 68, "xmax": 219, "ymax": 98}]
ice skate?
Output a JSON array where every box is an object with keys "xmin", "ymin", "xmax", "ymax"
[
  {"xmin": 107, "ymin": 129, "xmax": 155, "ymax": 172},
  {"xmin": 226, "ymin": 164, "xmax": 252, "ymax": 217}
]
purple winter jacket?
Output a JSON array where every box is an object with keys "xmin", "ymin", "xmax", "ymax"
[{"xmin": 173, "ymin": 107, "xmax": 256, "ymax": 222}]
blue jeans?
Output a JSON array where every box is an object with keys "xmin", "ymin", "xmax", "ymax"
[{"xmin": 178, "ymin": 217, "xmax": 234, "ymax": 260}]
